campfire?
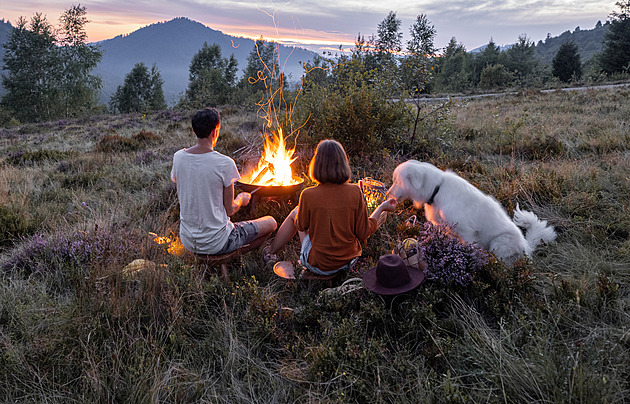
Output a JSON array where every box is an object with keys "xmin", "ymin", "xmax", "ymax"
[
  {"xmin": 239, "ymin": 127, "xmax": 302, "ymax": 187},
  {"xmin": 236, "ymin": 126, "xmax": 304, "ymax": 214}
]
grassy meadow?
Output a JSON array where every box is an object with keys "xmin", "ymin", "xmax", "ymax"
[{"xmin": 1, "ymin": 87, "xmax": 629, "ymax": 402}]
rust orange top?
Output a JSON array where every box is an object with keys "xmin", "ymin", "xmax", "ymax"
[{"xmin": 296, "ymin": 183, "xmax": 378, "ymax": 271}]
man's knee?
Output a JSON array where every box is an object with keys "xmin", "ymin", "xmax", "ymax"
[{"xmin": 257, "ymin": 216, "xmax": 277, "ymax": 234}]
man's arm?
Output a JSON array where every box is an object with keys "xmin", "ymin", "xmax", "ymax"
[{"xmin": 223, "ymin": 183, "xmax": 251, "ymax": 216}]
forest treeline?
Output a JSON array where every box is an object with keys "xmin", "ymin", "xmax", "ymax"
[{"xmin": 1, "ymin": 2, "xmax": 630, "ymax": 126}]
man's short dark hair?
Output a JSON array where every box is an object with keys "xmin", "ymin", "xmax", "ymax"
[{"xmin": 191, "ymin": 108, "xmax": 220, "ymax": 138}]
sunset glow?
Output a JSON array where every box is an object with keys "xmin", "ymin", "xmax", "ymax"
[{"xmin": 2, "ymin": 0, "xmax": 616, "ymax": 51}]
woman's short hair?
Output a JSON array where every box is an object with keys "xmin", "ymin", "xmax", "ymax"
[
  {"xmin": 191, "ymin": 108, "xmax": 220, "ymax": 138},
  {"xmin": 309, "ymin": 139, "xmax": 352, "ymax": 184}
]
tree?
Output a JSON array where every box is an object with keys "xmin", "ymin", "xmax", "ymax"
[
  {"xmin": 434, "ymin": 38, "xmax": 472, "ymax": 92},
  {"xmin": 600, "ymin": 1, "xmax": 630, "ymax": 74},
  {"xmin": 1, "ymin": 14, "xmax": 57, "ymax": 122},
  {"xmin": 110, "ymin": 63, "xmax": 166, "ymax": 113},
  {"xmin": 183, "ymin": 42, "xmax": 238, "ymax": 108},
  {"xmin": 407, "ymin": 14, "xmax": 437, "ymax": 56},
  {"xmin": 376, "ymin": 11, "xmax": 403, "ymax": 66},
  {"xmin": 552, "ymin": 41, "xmax": 582, "ymax": 82},
  {"xmin": 503, "ymin": 34, "xmax": 538, "ymax": 82},
  {"xmin": 402, "ymin": 14, "xmax": 437, "ymax": 142},
  {"xmin": 471, "ymin": 40, "xmax": 501, "ymax": 85},
  {"xmin": 1, "ymin": 6, "xmax": 102, "ymax": 122},
  {"xmin": 240, "ymin": 38, "xmax": 282, "ymax": 93},
  {"xmin": 479, "ymin": 64, "xmax": 513, "ymax": 89},
  {"xmin": 56, "ymin": 5, "xmax": 102, "ymax": 118}
]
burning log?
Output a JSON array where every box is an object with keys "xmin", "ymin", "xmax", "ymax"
[{"xmin": 250, "ymin": 165, "xmax": 270, "ymax": 185}]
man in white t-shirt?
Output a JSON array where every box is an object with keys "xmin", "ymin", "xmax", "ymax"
[{"xmin": 171, "ymin": 108, "xmax": 277, "ymax": 255}]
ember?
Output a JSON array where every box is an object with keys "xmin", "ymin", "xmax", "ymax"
[{"xmin": 150, "ymin": 232, "xmax": 186, "ymax": 256}]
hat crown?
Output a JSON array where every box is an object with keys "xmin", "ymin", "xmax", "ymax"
[{"xmin": 376, "ymin": 254, "xmax": 411, "ymax": 288}]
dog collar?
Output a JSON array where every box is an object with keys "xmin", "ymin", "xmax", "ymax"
[{"xmin": 426, "ymin": 184, "xmax": 440, "ymax": 205}]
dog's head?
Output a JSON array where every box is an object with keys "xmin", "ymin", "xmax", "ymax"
[
  {"xmin": 387, "ymin": 160, "xmax": 439, "ymax": 209},
  {"xmin": 387, "ymin": 161, "xmax": 422, "ymax": 204}
]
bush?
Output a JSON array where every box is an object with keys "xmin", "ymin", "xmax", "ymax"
[
  {"xmin": 0, "ymin": 205, "xmax": 35, "ymax": 248},
  {"xmin": 295, "ymin": 65, "xmax": 411, "ymax": 157},
  {"xmin": 5, "ymin": 149, "xmax": 77, "ymax": 166},
  {"xmin": 417, "ymin": 221, "xmax": 490, "ymax": 287}
]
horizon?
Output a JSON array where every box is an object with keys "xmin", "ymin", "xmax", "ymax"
[{"xmin": 1, "ymin": 1, "xmax": 616, "ymax": 53}]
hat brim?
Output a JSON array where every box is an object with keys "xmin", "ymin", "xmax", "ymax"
[{"xmin": 363, "ymin": 265, "xmax": 426, "ymax": 295}]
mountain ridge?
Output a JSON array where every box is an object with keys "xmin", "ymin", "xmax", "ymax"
[{"xmin": 94, "ymin": 17, "xmax": 316, "ymax": 105}]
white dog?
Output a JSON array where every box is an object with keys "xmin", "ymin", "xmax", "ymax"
[{"xmin": 387, "ymin": 160, "xmax": 556, "ymax": 264}]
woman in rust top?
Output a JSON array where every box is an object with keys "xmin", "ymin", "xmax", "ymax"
[{"xmin": 264, "ymin": 139, "xmax": 396, "ymax": 275}]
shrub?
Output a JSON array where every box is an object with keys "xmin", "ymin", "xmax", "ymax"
[
  {"xmin": 295, "ymin": 64, "xmax": 411, "ymax": 157},
  {"xmin": 417, "ymin": 221, "xmax": 490, "ymax": 287},
  {"xmin": 132, "ymin": 130, "xmax": 160, "ymax": 145},
  {"xmin": 96, "ymin": 134, "xmax": 140, "ymax": 153},
  {"xmin": 0, "ymin": 205, "xmax": 35, "ymax": 248},
  {"xmin": 5, "ymin": 149, "xmax": 77, "ymax": 166},
  {"xmin": 1, "ymin": 227, "xmax": 135, "ymax": 278}
]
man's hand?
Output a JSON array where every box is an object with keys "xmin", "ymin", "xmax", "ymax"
[{"xmin": 236, "ymin": 192, "xmax": 251, "ymax": 207}]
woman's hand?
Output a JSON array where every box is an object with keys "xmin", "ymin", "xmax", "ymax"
[
  {"xmin": 370, "ymin": 198, "xmax": 397, "ymax": 227},
  {"xmin": 378, "ymin": 198, "xmax": 397, "ymax": 212}
]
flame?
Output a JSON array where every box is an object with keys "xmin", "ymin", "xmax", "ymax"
[{"xmin": 241, "ymin": 127, "xmax": 300, "ymax": 186}]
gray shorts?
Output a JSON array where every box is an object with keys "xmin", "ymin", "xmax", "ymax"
[{"xmin": 215, "ymin": 220, "xmax": 259, "ymax": 255}]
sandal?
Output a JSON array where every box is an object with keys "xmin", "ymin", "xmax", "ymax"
[{"xmin": 262, "ymin": 245, "xmax": 277, "ymax": 266}]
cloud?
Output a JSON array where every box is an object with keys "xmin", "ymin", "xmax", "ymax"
[{"xmin": 3, "ymin": 0, "xmax": 616, "ymax": 50}]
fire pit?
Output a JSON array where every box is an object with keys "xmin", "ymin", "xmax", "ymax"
[
  {"xmin": 236, "ymin": 178, "xmax": 304, "ymax": 214},
  {"xmin": 238, "ymin": 128, "xmax": 304, "ymax": 214}
]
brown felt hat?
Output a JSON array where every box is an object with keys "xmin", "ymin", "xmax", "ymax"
[{"xmin": 363, "ymin": 254, "xmax": 426, "ymax": 295}]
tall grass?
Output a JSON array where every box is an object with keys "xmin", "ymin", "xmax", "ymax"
[{"xmin": 1, "ymin": 87, "xmax": 629, "ymax": 402}]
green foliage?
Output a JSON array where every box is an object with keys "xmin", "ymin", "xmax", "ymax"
[
  {"xmin": 233, "ymin": 38, "xmax": 286, "ymax": 108},
  {"xmin": 1, "ymin": 6, "xmax": 102, "ymax": 122},
  {"xmin": 407, "ymin": 14, "xmax": 437, "ymax": 56},
  {"xmin": 295, "ymin": 57, "xmax": 411, "ymax": 156},
  {"xmin": 434, "ymin": 38, "xmax": 472, "ymax": 92},
  {"xmin": 179, "ymin": 42, "xmax": 238, "ymax": 109},
  {"xmin": 109, "ymin": 63, "xmax": 167, "ymax": 113},
  {"xmin": 503, "ymin": 35, "xmax": 539, "ymax": 83},
  {"xmin": 552, "ymin": 41, "xmax": 583, "ymax": 82},
  {"xmin": 375, "ymin": 11, "xmax": 403, "ymax": 68},
  {"xmin": 479, "ymin": 64, "xmax": 513, "ymax": 89},
  {"xmin": 600, "ymin": 1, "xmax": 630, "ymax": 74}
]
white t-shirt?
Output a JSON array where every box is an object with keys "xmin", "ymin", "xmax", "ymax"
[{"xmin": 171, "ymin": 149, "xmax": 240, "ymax": 254}]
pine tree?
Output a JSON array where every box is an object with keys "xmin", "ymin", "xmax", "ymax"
[
  {"xmin": 552, "ymin": 41, "xmax": 582, "ymax": 82},
  {"xmin": 600, "ymin": 1, "xmax": 630, "ymax": 74},
  {"xmin": 183, "ymin": 42, "xmax": 237, "ymax": 108},
  {"xmin": 110, "ymin": 63, "xmax": 166, "ymax": 113}
]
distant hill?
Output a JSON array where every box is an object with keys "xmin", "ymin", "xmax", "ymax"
[
  {"xmin": 470, "ymin": 43, "xmax": 512, "ymax": 53},
  {"xmin": 94, "ymin": 17, "xmax": 316, "ymax": 105},
  {"xmin": 470, "ymin": 21, "xmax": 607, "ymax": 65},
  {"xmin": 534, "ymin": 21, "xmax": 609, "ymax": 64}
]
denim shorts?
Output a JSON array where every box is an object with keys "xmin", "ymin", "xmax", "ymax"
[
  {"xmin": 215, "ymin": 220, "xmax": 259, "ymax": 255},
  {"xmin": 299, "ymin": 234, "xmax": 358, "ymax": 275}
]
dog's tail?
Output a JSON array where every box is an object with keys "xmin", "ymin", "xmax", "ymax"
[{"xmin": 512, "ymin": 204, "xmax": 556, "ymax": 252}]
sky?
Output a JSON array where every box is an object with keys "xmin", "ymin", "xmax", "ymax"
[{"xmin": 1, "ymin": 0, "xmax": 618, "ymax": 53}]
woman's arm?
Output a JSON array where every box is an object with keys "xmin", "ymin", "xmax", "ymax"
[{"xmin": 370, "ymin": 198, "xmax": 397, "ymax": 227}]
